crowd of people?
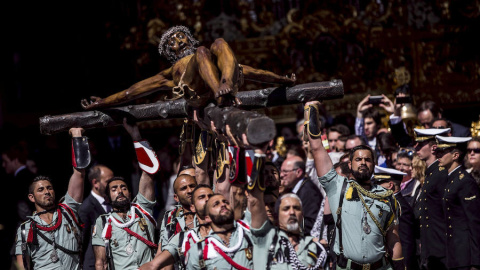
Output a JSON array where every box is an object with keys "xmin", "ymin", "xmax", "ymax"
[{"xmin": 1, "ymin": 93, "xmax": 479, "ymax": 270}]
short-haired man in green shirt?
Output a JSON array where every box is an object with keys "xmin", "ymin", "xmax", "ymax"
[
  {"xmin": 158, "ymin": 174, "xmax": 198, "ymax": 251},
  {"xmin": 138, "ymin": 184, "xmax": 214, "ymax": 270},
  {"xmin": 185, "ymin": 193, "xmax": 253, "ymax": 270},
  {"xmin": 306, "ymin": 100, "xmax": 405, "ymax": 270},
  {"xmin": 15, "ymin": 127, "xmax": 87, "ymax": 270}
]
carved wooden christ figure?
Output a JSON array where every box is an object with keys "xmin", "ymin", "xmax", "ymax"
[{"xmin": 81, "ymin": 25, "xmax": 295, "ymax": 109}]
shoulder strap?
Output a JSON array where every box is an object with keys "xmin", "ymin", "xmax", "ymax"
[
  {"xmin": 59, "ymin": 207, "xmax": 82, "ymax": 248},
  {"xmin": 20, "ymin": 222, "xmax": 32, "ymax": 270},
  {"xmin": 198, "ymin": 241, "xmax": 206, "ymax": 270},
  {"xmin": 266, "ymin": 229, "xmax": 279, "ymax": 270},
  {"xmin": 336, "ymin": 179, "xmax": 348, "ymax": 253},
  {"xmin": 178, "ymin": 231, "xmax": 186, "ymax": 268},
  {"xmin": 100, "ymin": 216, "xmax": 115, "ymax": 270},
  {"xmin": 166, "ymin": 208, "xmax": 179, "ymax": 239},
  {"xmin": 134, "ymin": 208, "xmax": 156, "ymax": 257},
  {"xmin": 384, "ymin": 195, "xmax": 399, "ymax": 232},
  {"xmin": 35, "ymin": 230, "xmax": 79, "ymax": 254},
  {"xmin": 59, "ymin": 204, "xmax": 83, "ymax": 228}
]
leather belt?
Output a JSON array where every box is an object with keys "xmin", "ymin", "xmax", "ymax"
[{"xmin": 349, "ymin": 258, "xmax": 384, "ymax": 270}]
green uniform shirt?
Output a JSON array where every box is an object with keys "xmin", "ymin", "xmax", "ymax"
[
  {"xmin": 159, "ymin": 205, "xmax": 198, "ymax": 250},
  {"xmin": 163, "ymin": 226, "xmax": 206, "ymax": 269},
  {"xmin": 15, "ymin": 193, "xmax": 82, "ymax": 270},
  {"xmin": 250, "ymin": 220, "xmax": 326, "ymax": 269},
  {"xmin": 185, "ymin": 221, "xmax": 253, "ymax": 270},
  {"xmin": 91, "ymin": 193, "xmax": 156, "ymax": 270},
  {"xmin": 319, "ymin": 168, "xmax": 396, "ymax": 264}
]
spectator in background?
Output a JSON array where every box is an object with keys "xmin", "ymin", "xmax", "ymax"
[
  {"xmin": 345, "ymin": 134, "xmax": 367, "ymax": 152},
  {"xmin": 326, "ymin": 124, "xmax": 350, "ymax": 164},
  {"xmin": 280, "ymin": 156, "xmax": 322, "ymax": 235},
  {"xmin": 411, "ymin": 155, "xmax": 426, "ymax": 201},
  {"xmin": 396, "ymin": 149, "xmax": 421, "ymax": 207},
  {"xmin": 417, "ymin": 100, "xmax": 470, "ymax": 136},
  {"xmin": 432, "ymin": 118, "xmax": 452, "ymax": 131},
  {"xmin": 355, "ymin": 95, "xmax": 382, "ymax": 152},
  {"xmin": 327, "ymin": 124, "xmax": 350, "ymax": 152},
  {"xmin": 467, "ymin": 138, "xmax": 480, "ymax": 187},
  {"xmin": 377, "ymin": 132, "xmax": 398, "ymax": 168}
]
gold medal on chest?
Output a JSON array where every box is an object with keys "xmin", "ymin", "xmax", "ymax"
[
  {"xmin": 138, "ymin": 218, "xmax": 147, "ymax": 232},
  {"xmin": 245, "ymin": 247, "xmax": 253, "ymax": 260},
  {"xmin": 65, "ymin": 224, "xmax": 71, "ymax": 233}
]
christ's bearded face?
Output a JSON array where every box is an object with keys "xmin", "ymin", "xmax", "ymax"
[{"xmin": 168, "ymin": 31, "xmax": 195, "ymax": 61}]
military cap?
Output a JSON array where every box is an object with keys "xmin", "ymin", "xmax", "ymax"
[
  {"xmin": 435, "ymin": 135, "xmax": 471, "ymax": 150},
  {"xmin": 373, "ymin": 165, "xmax": 406, "ymax": 182},
  {"xmin": 414, "ymin": 128, "xmax": 451, "ymax": 142}
]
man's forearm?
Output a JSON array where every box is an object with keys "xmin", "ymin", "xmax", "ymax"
[
  {"xmin": 68, "ymin": 168, "xmax": 85, "ymax": 203},
  {"xmin": 94, "ymin": 246, "xmax": 108, "ymax": 270},
  {"xmin": 95, "ymin": 261, "xmax": 107, "ymax": 270},
  {"xmin": 309, "ymin": 137, "xmax": 333, "ymax": 178},
  {"xmin": 139, "ymin": 171, "xmax": 155, "ymax": 202}
]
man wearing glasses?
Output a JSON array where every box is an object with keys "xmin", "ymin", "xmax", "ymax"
[
  {"xmin": 396, "ymin": 149, "xmax": 421, "ymax": 207},
  {"xmin": 416, "ymin": 101, "xmax": 470, "ymax": 137},
  {"xmin": 280, "ymin": 156, "xmax": 323, "ymax": 235}
]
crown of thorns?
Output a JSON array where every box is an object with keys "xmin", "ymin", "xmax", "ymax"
[{"xmin": 158, "ymin": 25, "xmax": 199, "ymax": 57}]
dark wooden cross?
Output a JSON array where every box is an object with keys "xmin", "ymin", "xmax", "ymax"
[{"xmin": 39, "ymin": 80, "xmax": 344, "ymax": 146}]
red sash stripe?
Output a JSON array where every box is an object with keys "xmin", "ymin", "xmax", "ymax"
[
  {"xmin": 59, "ymin": 204, "xmax": 84, "ymax": 228},
  {"xmin": 236, "ymin": 220, "xmax": 250, "ymax": 230},
  {"xmin": 132, "ymin": 203, "xmax": 157, "ymax": 227},
  {"xmin": 123, "ymin": 227, "xmax": 158, "ymax": 249},
  {"xmin": 207, "ymin": 240, "xmax": 252, "ymax": 270}
]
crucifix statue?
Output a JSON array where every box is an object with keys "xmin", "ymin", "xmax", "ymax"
[
  {"xmin": 81, "ymin": 25, "xmax": 296, "ymax": 109},
  {"xmin": 40, "ymin": 25, "xmax": 343, "ymax": 145}
]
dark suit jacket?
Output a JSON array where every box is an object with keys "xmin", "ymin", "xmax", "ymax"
[
  {"xmin": 389, "ymin": 120, "xmax": 414, "ymax": 148},
  {"xmin": 295, "ymin": 177, "xmax": 323, "ymax": 235},
  {"xmin": 443, "ymin": 166, "xmax": 480, "ymax": 268},
  {"xmin": 395, "ymin": 192, "xmax": 419, "ymax": 270},
  {"xmin": 79, "ymin": 193, "xmax": 107, "ymax": 270},
  {"xmin": 451, "ymin": 122, "xmax": 471, "ymax": 137}
]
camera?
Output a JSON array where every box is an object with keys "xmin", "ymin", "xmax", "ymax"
[
  {"xmin": 395, "ymin": 96, "xmax": 412, "ymax": 104},
  {"xmin": 368, "ymin": 95, "xmax": 383, "ymax": 105}
]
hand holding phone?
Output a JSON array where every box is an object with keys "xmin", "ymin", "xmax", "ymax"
[
  {"xmin": 395, "ymin": 96, "xmax": 412, "ymax": 104},
  {"xmin": 368, "ymin": 95, "xmax": 383, "ymax": 105}
]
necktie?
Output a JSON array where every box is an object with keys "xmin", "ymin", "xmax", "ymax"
[{"xmin": 104, "ymin": 202, "xmax": 112, "ymax": 213}]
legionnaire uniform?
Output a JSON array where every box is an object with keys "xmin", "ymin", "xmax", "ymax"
[
  {"xmin": 185, "ymin": 220, "xmax": 253, "ymax": 270},
  {"xmin": 413, "ymin": 128, "xmax": 451, "ymax": 269},
  {"xmin": 436, "ymin": 136, "xmax": 480, "ymax": 270},
  {"xmin": 159, "ymin": 205, "xmax": 198, "ymax": 250},
  {"xmin": 250, "ymin": 220, "xmax": 327, "ymax": 270},
  {"xmin": 318, "ymin": 168, "xmax": 399, "ymax": 270},
  {"xmin": 163, "ymin": 226, "xmax": 206, "ymax": 269},
  {"xmin": 91, "ymin": 193, "xmax": 157, "ymax": 270},
  {"xmin": 15, "ymin": 193, "xmax": 83, "ymax": 270}
]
